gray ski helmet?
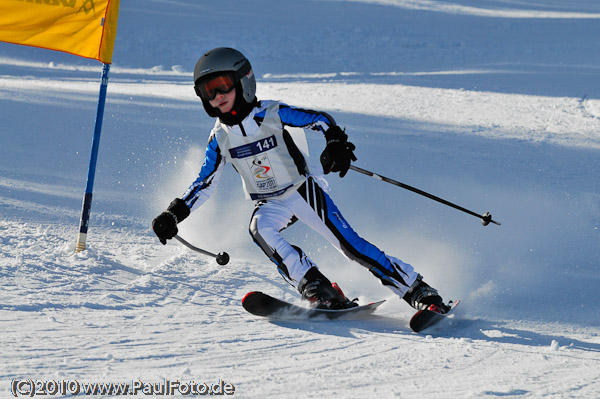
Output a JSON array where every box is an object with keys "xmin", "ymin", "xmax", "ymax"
[{"xmin": 193, "ymin": 47, "xmax": 256, "ymax": 103}]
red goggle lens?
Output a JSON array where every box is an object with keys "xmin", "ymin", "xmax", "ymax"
[{"xmin": 195, "ymin": 74, "xmax": 236, "ymax": 100}]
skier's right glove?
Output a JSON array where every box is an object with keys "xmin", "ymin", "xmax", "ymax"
[
  {"xmin": 152, "ymin": 198, "xmax": 190, "ymax": 245},
  {"xmin": 320, "ymin": 126, "xmax": 357, "ymax": 178}
]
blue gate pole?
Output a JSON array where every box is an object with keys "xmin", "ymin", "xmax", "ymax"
[{"xmin": 76, "ymin": 63, "xmax": 111, "ymax": 252}]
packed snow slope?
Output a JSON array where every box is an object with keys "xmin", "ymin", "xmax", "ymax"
[{"xmin": 1, "ymin": 0, "xmax": 599, "ymax": 398}]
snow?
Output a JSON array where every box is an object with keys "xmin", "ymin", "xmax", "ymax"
[{"xmin": 1, "ymin": 0, "xmax": 600, "ymax": 397}]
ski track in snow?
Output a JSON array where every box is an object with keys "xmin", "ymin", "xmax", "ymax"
[{"xmin": 1, "ymin": 0, "xmax": 600, "ymax": 397}]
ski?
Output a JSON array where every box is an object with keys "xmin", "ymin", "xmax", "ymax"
[
  {"xmin": 409, "ymin": 300, "xmax": 460, "ymax": 333},
  {"xmin": 242, "ymin": 291, "xmax": 385, "ymax": 320}
]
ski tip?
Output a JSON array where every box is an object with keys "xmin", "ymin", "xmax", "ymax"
[
  {"xmin": 409, "ymin": 299, "xmax": 461, "ymax": 333},
  {"xmin": 367, "ymin": 299, "xmax": 386, "ymax": 307},
  {"xmin": 448, "ymin": 299, "xmax": 460, "ymax": 310},
  {"xmin": 242, "ymin": 291, "xmax": 261, "ymax": 304}
]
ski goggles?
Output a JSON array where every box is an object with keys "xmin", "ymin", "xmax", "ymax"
[{"xmin": 194, "ymin": 73, "xmax": 236, "ymax": 101}]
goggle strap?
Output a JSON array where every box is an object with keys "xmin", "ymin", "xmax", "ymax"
[{"xmin": 234, "ymin": 61, "xmax": 251, "ymax": 80}]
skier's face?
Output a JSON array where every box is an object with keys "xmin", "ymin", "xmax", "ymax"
[{"xmin": 209, "ymin": 87, "xmax": 236, "ymax": 114}]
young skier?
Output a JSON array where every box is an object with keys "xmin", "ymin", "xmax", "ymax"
[{"xmin": 152, "ymin": 47, "xmax": 450, "ymax": 313}]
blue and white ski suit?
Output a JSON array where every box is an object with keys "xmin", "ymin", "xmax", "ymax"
[{"xmin": 181, "ymin": 100, "xmax": 418, "ymax": 296}]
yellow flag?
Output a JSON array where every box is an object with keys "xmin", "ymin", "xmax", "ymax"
[{"xmin": 0, "ymin": 0, "xmax": 120, "ymax": 64}]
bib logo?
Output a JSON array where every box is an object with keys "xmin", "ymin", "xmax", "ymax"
[
  {"xmin": 247, "ymin": 155, "xmax": 279, "ymax": 192},
  {"xmin": 17, "ymin": 0, "xmax": 97, "ymax": 15}
]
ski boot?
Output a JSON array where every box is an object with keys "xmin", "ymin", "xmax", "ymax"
[
  {"xmin": 298, "ymin": 267, "xmax": 358, "ymax": 310},
  {"xmin": 402, "ymin": 274, "xmax": 450, "ymax": 314}
]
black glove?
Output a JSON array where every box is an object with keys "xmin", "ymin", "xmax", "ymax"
[
  {"xmin": 320, "ymin": 126, "xmax": 357, "ymax": 178},
  {"xmin": 152, "ymin": 198, "xmax": 190, "ymax": 245}
]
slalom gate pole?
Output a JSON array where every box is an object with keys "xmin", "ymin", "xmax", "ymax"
[
  {"xmin": 76, "ymin": 63, "xmax": 111, "ymax": 252},
  {"xmin": 174, "ymin": 235, "xmax": 230, "ymax": 265},
  {"xmin": 349, "ymin": 165, "xmax": 501, "ymax": 226}
]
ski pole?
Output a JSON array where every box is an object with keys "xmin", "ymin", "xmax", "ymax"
[
  {"xmin": 349, "ymin": 165, "xmax": 501, "ymax": 226},
  {"xmin": 174, "ymin": 235, "xmax": 230, "ymax": 265}
]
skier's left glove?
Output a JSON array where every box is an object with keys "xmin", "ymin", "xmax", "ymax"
[
  {"xmin": 152, "ymin": 198, "xmax": 190, "ymax": 245},
  {"xmin": 320, "ymin": 126, "xmax": 357, "ymax": 178}
]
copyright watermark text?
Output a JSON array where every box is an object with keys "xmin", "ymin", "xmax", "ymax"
[{"xmin": 9, "ymin": 378, "xmax": 235, "ymax": 396}]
